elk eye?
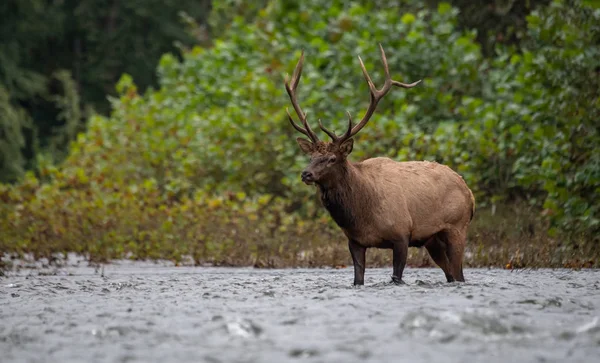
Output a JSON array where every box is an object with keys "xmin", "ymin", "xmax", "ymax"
[{"xmin": 327, "ymin": 155, "xmax": 337, "ymax": 165}]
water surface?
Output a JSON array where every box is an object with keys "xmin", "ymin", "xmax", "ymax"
[{"xmin": 1, "ymin": 262, "xmax": 599, "ymax": 362}]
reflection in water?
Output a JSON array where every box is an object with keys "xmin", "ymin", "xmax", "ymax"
[{"xmin": 1, "ymin": 262, "xmax": 599, "ymax": 363}]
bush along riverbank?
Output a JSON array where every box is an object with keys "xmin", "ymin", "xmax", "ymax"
[{"xmin": 1, "ymin": 178, "xmax": 597, "ymax": 271}]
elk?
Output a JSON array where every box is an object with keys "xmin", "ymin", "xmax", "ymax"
[{"xmin": 284, "ymin": 44, "xmax": 475, "ymax": 285}]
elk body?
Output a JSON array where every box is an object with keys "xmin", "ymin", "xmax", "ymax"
[{"xmin": 285, "ymin": 45, "xmax": 475, "ymax": 285}]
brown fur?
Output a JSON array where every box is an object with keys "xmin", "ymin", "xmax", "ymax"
[{"xmin": 324, "ymin": 158, "xmax": 473, "ymax": 247}]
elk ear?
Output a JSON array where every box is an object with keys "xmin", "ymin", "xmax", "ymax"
[
  {"xmin": 296, "ymin": 137, "xmax": 315, "ymax": 154},
  {"xmin": 339, "ymin": 138, "xmax": 353, "ymax": 157}
]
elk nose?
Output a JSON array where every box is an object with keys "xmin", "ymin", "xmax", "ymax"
[{"xmin": 301, "ymin": 170, "xmax": 313, "ymax": 181}]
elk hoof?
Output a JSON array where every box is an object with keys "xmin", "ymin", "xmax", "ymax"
[{"xmin": 391, "ymin": 275, "xmax": 405, "ymax": 285}]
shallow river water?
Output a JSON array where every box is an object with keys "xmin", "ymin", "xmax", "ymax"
[{"xmin": 1, "ymin": 262, "xmax": 599, "ymax": 363}]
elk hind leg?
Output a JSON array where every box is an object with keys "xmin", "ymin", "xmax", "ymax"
[
  {"xmin": 444, "ymin": 229, "xmax": 466, "ymax": 282},
  {"xmin": 425, "ymin": 234, "xmax": 455, "ymax": 283}
]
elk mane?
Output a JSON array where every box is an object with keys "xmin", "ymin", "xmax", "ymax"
[{"xmin": 317, "ymin": 163, "xmax": 369, "ymax": 230}]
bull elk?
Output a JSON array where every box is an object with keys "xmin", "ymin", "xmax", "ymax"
[{"xmin": 284, "ymin": 44, "xmax": 475, "ymax": 285}]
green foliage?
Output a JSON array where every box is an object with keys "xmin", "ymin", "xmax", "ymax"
[
  {"xmin": 59, "ymin": 0, "xmax": 486, "ymax": 208},
  {"xmin": 0, "ymin": 86, "xmax": 30, "ymax": 182},
  {"xmin": 425, "ymin": 0, "xmax": 552, "ymax": 56},
  {"xmin": 388, "ymin": 0, "xmax": 600, "ymax": 241},
  {"xmin": 0, "ymin": 0, "xmax": 61, "ymax": 182},
  {"xmin": 512, "ymin": 1, "xmax": 600, "ymax": 237},
  {"xmin": 0, "ymin": 0, "xmax": 212, "ymax": 182},
  {"xmin": 1, "ymin": 0, "xmax": 598, "ymax": 267}
]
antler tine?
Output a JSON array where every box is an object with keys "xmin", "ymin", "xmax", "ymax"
[
  {"xmin": 337, "ymin": 44, "xmax": 421, "ymax": 144},
  {"xmin": 284, "ymin": 50, "xmax": 319, "ymax": 143},
  {"xmin": 319, "ymin": 111, "xmax": 354, "ymax": 143},
  {"xmin": 391, "ymin": 79, "xmax": 423, "ymax": 88},
  {"xmin": 318, "ymin": 119, "xmax": 337, "ymax": 140},
  {"xmin": 337, "ymin": 111, "xmax": 354, "ymax": 141},
  {"xmin": 286, "ymin": 108, "xmax": 309, "ymax": 136}
]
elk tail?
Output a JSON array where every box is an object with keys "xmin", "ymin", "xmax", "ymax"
[{"xmin": 469, "ymin": 190, "xmax": 476, "ymax": 221}]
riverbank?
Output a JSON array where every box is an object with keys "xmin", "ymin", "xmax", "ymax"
[
  {"xmin": 1, "ymin": 198, "xmax": 598, "ymax": 273},
  {"xmin": 1, "ymin": 264, "xmax": 599, "ymax": 363}
]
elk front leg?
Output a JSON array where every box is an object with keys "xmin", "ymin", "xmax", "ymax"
[
  {"xmin": 348, "ymin": 239, "xmax": 366, "ymax": 285},
  {"xmin": 392, "ymin": 239, "xmax": 408, "ymax": 284}
]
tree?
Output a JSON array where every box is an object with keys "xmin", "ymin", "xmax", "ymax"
[{"xmin": 0, "ymin": 0, "xmax": 213, "ymax": 182}]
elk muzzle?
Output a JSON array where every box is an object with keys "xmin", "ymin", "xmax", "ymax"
[{"xmin": 301, "ymin": 170, "xmax": 315, "ymax": 185}]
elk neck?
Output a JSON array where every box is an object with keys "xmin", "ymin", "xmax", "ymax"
[{"xmin": 316, "ymin": 161, "xmax": 369, "ymax": 230}]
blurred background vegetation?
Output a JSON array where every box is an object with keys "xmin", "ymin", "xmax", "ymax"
[{"xmin": 1, "ymin": 0, "xmax": 598, "ymax": 269}]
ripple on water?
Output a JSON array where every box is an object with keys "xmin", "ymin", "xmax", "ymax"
[
  {"xmin": 289, "ymin": 348, "xmax": 319, "ymax": 358},
  {"xmin": 576, "ymin": 317, "xmax": 600, "ymax": 334},
  {"xmin": 399, "ymin": 308, "xmax": 532, "ymax": 343},
  {"xmin": 211, "ymin": 315, "xmax": 263, "ymax": 339},
  {"xmin": 558, "ymin": 317, "xmax": 600, "ymax": 345}
]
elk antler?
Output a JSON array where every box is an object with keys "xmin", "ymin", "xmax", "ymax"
[
  {"xmin": 335, "ymin": 44, "xmax": 421, "ymax": 144},
  {"xmin": 285, "ymin": 45, "xmax": 421, "ymax": 145},
  {"xmin": 284, "ymin": 51, "xmax": 320, "ymax": 143}
]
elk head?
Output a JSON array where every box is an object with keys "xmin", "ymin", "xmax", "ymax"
[{"xmin": 284, "ymin": 44, "xmax": 421, "ymax": 186}]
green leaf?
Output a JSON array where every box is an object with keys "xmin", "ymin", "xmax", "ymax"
[
  {"xmin": 582, "ymin": 0, "xmax": 600, "ymax": 9},
  {"xmin": 437, "ymin": 2, "xmax": 452, "ymax": 15},
  {"xmin": 400, "ymin": 13, "xmax": 416, "ymax": 25},
  {"xmin": 526, "ymin": 14, "xmax": 541, "ymax": 28},
  {"xmin": 509, "ymin": 124, "xmax": 523, "ymax": 135}
]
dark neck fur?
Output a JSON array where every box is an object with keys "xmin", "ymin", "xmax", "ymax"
[{"xmin": 317, "ymin": 162, "xmax": 361, "ymax": 230}]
